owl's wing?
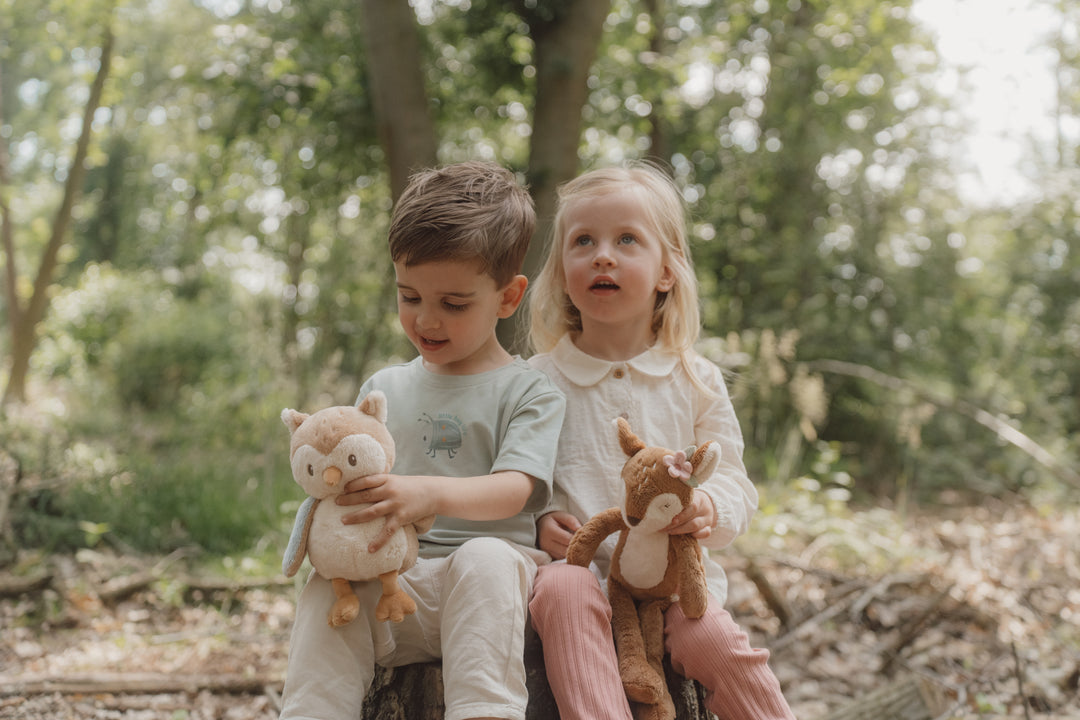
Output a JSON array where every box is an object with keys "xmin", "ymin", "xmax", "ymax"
[{"xmin": 282, "ymin": 496, "xmax": 319, "ymax": 577}]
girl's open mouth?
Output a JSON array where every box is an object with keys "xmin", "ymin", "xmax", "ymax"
[{"xmin": 590, "ymin": 278, "xmax": 620, "ymax": 293}]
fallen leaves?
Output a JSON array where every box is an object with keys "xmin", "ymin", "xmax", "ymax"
[{"xmin": 0, "ymin": 500, "xmax": 1076, "ymax": 720}]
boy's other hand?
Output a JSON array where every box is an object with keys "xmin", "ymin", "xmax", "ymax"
[
  {"xmin": 538, "ymin": 511, "xmax": 581, "ymax": 560},
  {"xmin": 664, "ymin": 488, "xmax": 715, "ymax": 539},
  {"xmin": 337, "ymin": 474, "xmax": 438, "ymax": 553}
]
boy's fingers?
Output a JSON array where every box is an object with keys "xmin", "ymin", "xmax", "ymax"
[
  {"xmin": 342, "ymin": 474, "xmax": 383, "ymax": 494},
  {"xmin": 368, "ymin": 518, "xmax": 400, "ymax": 553}
]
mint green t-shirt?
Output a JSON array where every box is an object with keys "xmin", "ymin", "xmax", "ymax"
[{"xmin": 358, "ymin": 357, "xmax": 565, "ymax": 558}]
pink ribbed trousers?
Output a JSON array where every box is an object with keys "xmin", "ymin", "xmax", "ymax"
[{"xmin": 529, "ymin": 563, "xmax": 796, "ymax": 720}]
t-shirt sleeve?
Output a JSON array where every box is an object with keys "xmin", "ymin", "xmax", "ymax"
[{"xmin": 490, "ymin": 376, "xmax": 566, "ymax": 514}]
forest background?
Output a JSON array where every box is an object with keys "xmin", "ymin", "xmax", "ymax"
[
  {"xmin": 1, "ymin": 0, "xmax": 1080, "ymax": 670},
  {"xmin": 2, "ymin": 0, "xmax": 1079, "ymax": 716},
  {"xmin": 4, "ymin": 0, "xmax": 1078, "ymax": 557}
]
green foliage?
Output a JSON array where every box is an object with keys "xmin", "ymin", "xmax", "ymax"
[
  {"xmin": 108, "ymin": 301, "xmax": 235, "ymax": 410},
  {"xmin": 3, "ymin": 0, "xmax": 1078, "ymax": 558}
]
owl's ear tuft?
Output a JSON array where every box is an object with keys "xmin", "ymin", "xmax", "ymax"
[
  {"xmin": 357, "ymin": 390, "xmax": 388, "ymax": 424},
  {"xmin": 282, "ymin": 409, "xmax": 307, "ymax": 435}
]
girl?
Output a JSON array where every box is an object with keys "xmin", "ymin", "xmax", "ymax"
[{"xmin": 527, "ymin": 162, "xmax": 796, "ymax": 720}]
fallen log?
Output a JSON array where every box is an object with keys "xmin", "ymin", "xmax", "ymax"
[
  {"xmin": 0, "ymin": 672, "xmax": 283, "ymax": 697},
  {"xmin": 0, "ymin": 570, "xmax": 52, "ymax": 598},
  {"xmin": 812, "ymin": 674, "xmax": 955, "ymax": 720}
]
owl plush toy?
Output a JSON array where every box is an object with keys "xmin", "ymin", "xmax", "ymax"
[
  {"xmin": 566, "ymin": 417, "xmax": 720, "ymax": 720},
  {"xmin": 281, "ymin": 391, "xmax": 435, "ymax": 627}
]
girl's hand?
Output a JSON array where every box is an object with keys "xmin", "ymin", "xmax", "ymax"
[
  {"xmin": 665, "ymin": 489, "xmax": 716, "ymax": 539},
  {"xmin": 538, "ymin": 511, "xmax": 581, "ymax": 560},
  {"xmin": 336, "ymin": 473, "xmax": 438, "ymax": 553}
]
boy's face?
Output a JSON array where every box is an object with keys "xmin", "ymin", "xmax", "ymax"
[{"xmin": 394, "ymin": 259, "xmax": 526, "ymax": 375}]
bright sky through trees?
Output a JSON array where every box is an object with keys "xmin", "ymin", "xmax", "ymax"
[{"xmin": 912, "ymin": 0, "xmax": 1065, "ymax": 204}]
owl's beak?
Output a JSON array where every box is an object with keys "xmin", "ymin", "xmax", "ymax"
[{"xmin": 323, "ymin": 466, "xmax": 343, "ymax": 487}]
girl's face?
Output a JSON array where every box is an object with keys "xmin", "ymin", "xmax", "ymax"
[{"xmin": 560, "ymin": 188, "xmax": 675, "ymax": 338}]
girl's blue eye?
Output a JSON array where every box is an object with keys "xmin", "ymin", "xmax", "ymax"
[
  {"xmin": 573, "ymin": 235, "xmax": 593, "ymax": 246},
  {"xmin": 618, "ymin": 234, "xmax": 637, "ymax": 245}
]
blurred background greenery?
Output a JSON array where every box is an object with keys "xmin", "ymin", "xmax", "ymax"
[{"xmin": 1, "ymin": 0, "xmax": 1077, "ymax": 564}]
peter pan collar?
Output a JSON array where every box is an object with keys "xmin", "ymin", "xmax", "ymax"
[{"xmin": 550, "ymin": 334, "xmax": 679, "ymax": 387}]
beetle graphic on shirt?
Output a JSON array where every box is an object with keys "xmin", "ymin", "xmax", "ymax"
[{"xmin": 418, "ymin": 413, "xmax": 465, "ymax": 458}]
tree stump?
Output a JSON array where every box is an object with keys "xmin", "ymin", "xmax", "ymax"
[{"xmin": 361, "ymin": 623, "xmax": 716, "ymax": 719}]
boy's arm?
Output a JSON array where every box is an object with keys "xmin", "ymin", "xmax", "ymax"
[{"xmin": 336, "ymin": 470, "xmax": 535, "ymax": 552}]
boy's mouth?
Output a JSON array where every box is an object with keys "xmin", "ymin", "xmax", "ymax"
[{"xmin": 419, "ymin": 336, "xmax": 448, "ymax": 350}]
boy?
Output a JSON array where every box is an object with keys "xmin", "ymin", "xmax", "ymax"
[{"xmin": 279, "ymin": 161, "xmax": 566, "ymax": 720}]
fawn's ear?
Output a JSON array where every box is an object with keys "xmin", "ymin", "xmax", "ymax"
[
  {"xmin": 690, "ymin": 441, "xmax": 721, "ymax": 483},
  {"xmin": 615, "ymin": 417, "xmax": 646, "ymax": 458}
]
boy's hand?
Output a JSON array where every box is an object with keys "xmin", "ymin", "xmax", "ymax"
[
  {"xmin": 538, "ymin": 511, "xmax": 581, "ymax": 560},
  {"xmin": 336, "ymin": 474, "xmax": 438, "ymax": 553},
  {"xmin": 665, "ymin": 489, "xmax": 715, "ymax": 539}
]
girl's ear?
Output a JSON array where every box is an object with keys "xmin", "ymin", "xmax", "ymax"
[
  {"xmin": 498, "ymin": 275, "xmax": 529, "ymax": 318},
  {"xmin": 656, "ymin": 265, "xmax": 676, "ymax": 293}
]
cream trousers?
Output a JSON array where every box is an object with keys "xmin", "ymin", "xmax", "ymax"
[{"xmin": 280, "ymin": 537, "xmax": 538, "ymax": 720}]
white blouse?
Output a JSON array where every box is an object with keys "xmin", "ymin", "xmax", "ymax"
[{"xmin": 529, "ymin": 335, "xmax": 758, "ymax": 604}]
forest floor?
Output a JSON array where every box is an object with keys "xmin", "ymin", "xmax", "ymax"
[{"xmin": 0, "ymin": 498, "xmax": 1077, "ymax": 720}]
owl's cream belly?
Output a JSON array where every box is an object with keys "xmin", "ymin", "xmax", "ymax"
[{"xmin": 307, "ymin": 501, "xmax": 411, "ymax": 580}]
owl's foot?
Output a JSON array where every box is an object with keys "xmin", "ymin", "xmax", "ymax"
[
  {"xmin": 328, "ymin": 577, "xmax": 360, "ymax": 627},
  {"xmin": 375, "ymin": 589, "xmax": 416, "ymax": 623},
  {"xmin": 328, "ymin": 594, "xmax": 360, "ymax": 627}
]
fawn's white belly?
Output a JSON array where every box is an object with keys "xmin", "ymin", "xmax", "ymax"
[{"xmin": 619, "ymin": 529, "xmax": 669, "ymax": 590}]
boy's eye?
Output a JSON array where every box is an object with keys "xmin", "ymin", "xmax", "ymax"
[
  {"xmin": 399, "ymin": 293, "xmax": 420, "ymax": 304},
  {"xmin": 442, "ymin": 301, "xmax": 468, "ymax": 312}
]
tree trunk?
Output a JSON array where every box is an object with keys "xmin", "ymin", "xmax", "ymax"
[
  {"xmin": 358, "ymin": 0, "xmax": 439, "ymax": 201},
  {"xmin": 506, "ymin": 0, "xmax": 611, "ymax": 354},
  {"xmin": 2, "ymin": 23, "xmax": 115, "ymax": 406},
  {"xmin": 361, "ymin": 623, "xmax": 716, "ymax": 720}
]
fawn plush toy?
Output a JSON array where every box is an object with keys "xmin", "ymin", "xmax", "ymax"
[
  {"xmin": 281, "ymin": 391, "xmax": 435, "ymax": 627},
  {"xmin": 566, "ymin": 417, "xmax": 721, "ymax": 720}
]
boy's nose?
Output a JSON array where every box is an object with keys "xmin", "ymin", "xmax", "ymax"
[{"xmin": 417, "ymin": 309, "xmax": 441, "ymax": 330}]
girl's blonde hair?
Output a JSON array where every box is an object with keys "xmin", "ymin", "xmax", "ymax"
[{"xmin": 529, "ymin": 160, "xmax": 702, "ymax": 358}]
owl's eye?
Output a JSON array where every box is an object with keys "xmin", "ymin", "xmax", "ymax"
[
  {"xmin": 307, "ymin": 464, "xmax": 314, "ymax": 476},
  {"xmin": 348, "ymin": 454, "xmax": 357, "ymax": 466}
]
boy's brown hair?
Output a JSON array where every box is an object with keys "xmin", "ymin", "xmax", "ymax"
[{"xmin": 388, "ymin": 161, "xmax": 536, "ymax": 288}]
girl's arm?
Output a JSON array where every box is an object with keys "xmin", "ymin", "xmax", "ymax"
[
  {"xmin": 537, "ymin": 510, "xmax": 582, "ymax": 560},
  {"xmin": 686, "ymin": 357, "xmax": 759, "ymax": 550},
  {"xmin": 335, "ymin": 471, "xmax": 535, "ymax": 552}
]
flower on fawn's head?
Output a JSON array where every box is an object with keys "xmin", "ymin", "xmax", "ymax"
[{"xmin": 663, "ymin": 451, "xmax": 693, "ymax": 482}]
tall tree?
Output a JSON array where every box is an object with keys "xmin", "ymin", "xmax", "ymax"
[
  {"xmin": 359, "ymin": 0, "xmax": 439, "ymax": 199},
  {"xmin": 520, "ymin": 1, "xmax": 612, "ymax": 287},
  {"xmin": 2, "ymin": 13, "xmax": 116, "ymax": 405}
]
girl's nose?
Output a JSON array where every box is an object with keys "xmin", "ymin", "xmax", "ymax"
[{"xmin": 591, "ymin": 243, "xmax": 616, "ymax": 268}]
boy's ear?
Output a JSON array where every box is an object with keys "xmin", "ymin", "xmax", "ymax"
[{"xmin": 497, "ymin": 275, "xmax": 529, "ymax": 318}]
